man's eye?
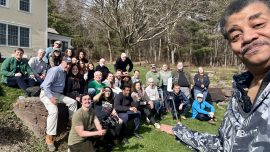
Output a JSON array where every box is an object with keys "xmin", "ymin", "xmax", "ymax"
[
  {"xmin": 254, "ymin": 23, "xmax": 265, "ymax": 29},
  {"xmin": 230, "ymin": 34, "xmax": 241, "ymax": 42}
]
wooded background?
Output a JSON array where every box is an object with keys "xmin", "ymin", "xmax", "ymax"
[{"xmin": 49, "ymin": 0, "xmax": 239, "ymax": 66}]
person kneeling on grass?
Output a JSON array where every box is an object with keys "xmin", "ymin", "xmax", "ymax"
[
  {"xmin": 166, "ymin": 83, "xmax": 190, "ymax": 120},
  {"xmin": 192, "ymin": 93, "xmax": 215, "ymax": 125},
  {"xmin": 68, "ymin": 94, "xmax": 106, "ymax": 152}
]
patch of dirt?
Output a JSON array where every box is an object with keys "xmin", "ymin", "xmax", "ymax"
[
  {"xmin": 0, "ymin": 111, "xmax": 32, "ymax": 151},
  {"xmin": 0, "ymin": 111, "xmax": 70, "ymax": 152}
]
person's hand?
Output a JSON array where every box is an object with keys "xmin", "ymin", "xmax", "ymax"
[
  {"xmin": 40, "ymin": 74, "xmax": 46, "ymax": 80},
  {"xmin": 209, "ymin": 112, "xmax": 214, "ymax": 118},
  {"xmin": 169, "ymin": 96, "xmax": 173, "ymax": 100},
  {"xmin": 179, "ymin": 104, "xmax": 183, "ymax": 110},
  {"xmin": 76, "ymin": 96, "xmax": 80, "ymax": 101},
  {"xmin": 29, "ymin": 74, "xmax": 35, "ymax": 79},
  {"xmin": 129, "ymin": 107, "xmax": 137, "ymax": 112},
  {"xmin": 149, "ymin": 101, "xmax": 154, "ymax": 109},
  {"xmin": 15, "ymin": 72, "xmax": 22, "ymax": 77},
  {"xmin": 201, "ymin": 84, "xmax": 205, "ymax": 88},
  {"xmin": 96, "ymin": 129, "xmax": 107, "ymax": 136},
  {"xmin": 118, "ymin": 118, "xmax": 123, "ymax": 124},
  {"xmin": 50, "ymin": 97, "xmax": 57, "ymax": 105}
]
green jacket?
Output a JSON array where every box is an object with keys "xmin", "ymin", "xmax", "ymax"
[{"xmin": 1, "ymin": 57, "xmax": 33, "ymax": 83}]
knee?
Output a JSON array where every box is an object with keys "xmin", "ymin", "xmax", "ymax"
[{"xmin": 47, "ymin": 105, "xmax": 58, "ymax": 115}]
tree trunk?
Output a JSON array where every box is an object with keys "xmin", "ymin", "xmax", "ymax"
[
  {"xmin": 159, "ymin": 38, "xmax": 162, "ymax": 61},
  {"xmin": 106, "ymin": 30, "xmax": 112, "ymax": 63},
  {"xmin": 171, "ymin": 46, "xmax": 176, "ymax": 65}
]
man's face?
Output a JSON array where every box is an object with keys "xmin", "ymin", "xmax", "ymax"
[
  {"xmin": 62, "ymin": 61, "xmax": 71, "ymax": 72},
  {"xmin": 94, "ymin": 72, "xmax": 102, "ymax": 82},
  {"xmin": 37, "ymin": 50, "xmax": 45, "ymax": 59},
  {"xmin": 225, "ymin": 2, "xmax": 270, "ymax": 69},
  {"xmin": 197, "ymin": 97, "xmax": 203, "ymax": 102},
  {"xmin": 173, "ymin": 86, "xmax": 181, "ymax": 94},
  {"xmin": 115, "ymin": 71, "xmax": 122, "ymax": 78},
  {"xmin": 177, "ymin": 63, "xmax": 183, "ymax": 70},
  {"xmin": 121, "ymin": 56, "xmax": 126, "ymax": 61},
  {"xmin": 100, "ymin": 59, "xmax": 105, "ymax": 66},
  {"xmin": 54, "ymin": 43, "xmax": 61, "ymax": 48},
  {"xmin": 123, "ymin": 87, "xmax": 131, "ymax": 96},
  {"xmin": 15, "ymin": 50, "xmax": 23, "ymax": 60},
  {"xmin": 151, "ymin": 67, "xmax": 156, "ymax": 72},
  {"xmin": 162, "ymin": 65, "xmax": 168, "ymax": 71},
  {"xmin": 81, "ymin": 95, "xmax": 92, "ymax": 108}
]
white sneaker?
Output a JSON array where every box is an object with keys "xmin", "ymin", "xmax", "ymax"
[
  {"xmin": 18, "ymin": 96, "xmax": 26, "ymax": 100},
  {"xmin": 154, "ymin": 123, "xmax": 160, "ymax": 129},
  {"xmin": 146, "ymin": 117, "xmax": 150, "ymax": 123}
]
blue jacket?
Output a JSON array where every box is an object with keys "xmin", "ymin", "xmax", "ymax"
[{"xmin": 191, "ymin": 99, "xmax": 215, "ymax": 118}]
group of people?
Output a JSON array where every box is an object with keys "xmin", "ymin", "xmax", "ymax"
[
  {"xmin": 1, "ymin": 45, "xmax": 216, "ymax": 151},
  {"xmin": 3, "ymin": 0, "xmax": 270, "ymax": 151}
]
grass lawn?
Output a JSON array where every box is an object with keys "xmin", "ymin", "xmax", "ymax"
[{"xmin": 0, "ymin": 63, "xmax": 229, "ymax": 152}]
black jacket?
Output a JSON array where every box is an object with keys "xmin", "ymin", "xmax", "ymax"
[
  {"xmin": 114, "ymin": 92, "xmax": 138, "ymax": 112},
  {"xmin": 114, "ymin": 57, "xmax": 133, "ymax": 72},
  {"xmin": 95, "ymin": 65, "xmax": 110, "ymax": 81}
]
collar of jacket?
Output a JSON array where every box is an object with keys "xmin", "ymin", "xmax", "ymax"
[{"xmin": 232, "ymin": 70, "xmax": 270, "ymax": 113}]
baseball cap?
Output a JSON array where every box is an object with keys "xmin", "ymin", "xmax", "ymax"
[
  {"xmin": 62, "ymin": 57, "xmax": 72, "ymax": 64},
  {"xmin": 196, "ymin": 93, "xmax": 203, "ymax": 98},
  {"xmin": 54, "ymin": 41, "xmax": 62, "ymax": 45},
  {"xmin": 150, "ymin": 64, "xmax": 156, "ymax": 68}
]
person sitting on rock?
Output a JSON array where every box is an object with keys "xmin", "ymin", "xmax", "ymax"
[
  {"xmin": 1, "ymin": 48, "xmax": 36, "ymax": 97},
  {"xmin": 40, "ymin": 58, "xmax": 77, "ymax": 151},
  {"xmin": 68, "ymin": 94, "xmax": 106, "ymax": 152},
  {"xmin": 28, "ymin": 49, "xmax": 47, "ymax": 85}
]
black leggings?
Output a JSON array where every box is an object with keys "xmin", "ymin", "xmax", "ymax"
[
  {"xmin": 138, "ymin": 105, "xmax": 157, "ymax": 124},
  {"xmin": 195, "ymin": 113, "xmax": 211, "ymax": 121}
]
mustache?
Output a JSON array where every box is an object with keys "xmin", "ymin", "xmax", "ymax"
[{"xmin": 241, "ymin": 40, "xmax": 270, "ymax": 55}]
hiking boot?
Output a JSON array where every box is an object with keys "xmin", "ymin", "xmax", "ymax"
[
  {"xmin": 46, "ymin": 134, "xmax": 56, "ymax": 152},
  {"xmin": 208, "ymin": 119, "xmax": 216, "ymax": 125},
  {"xmin": 181, "ymin": 116, "xmax": 187, "ymax": 120},
  {"xmin": 154, "ymin": 123, "xmax": 161, "ymax": 129}
]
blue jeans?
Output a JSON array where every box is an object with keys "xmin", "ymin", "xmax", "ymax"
[
  {"xmin": 7, "ymin": 76, "xmax": 35, "ymax": 93},
  {"xmin": 118, "ymin": 110, "xmax": 141, "ymax": 132},
  {"xmin": 194, "ymin": 89, "xmax": 208, "ymax": 101}
]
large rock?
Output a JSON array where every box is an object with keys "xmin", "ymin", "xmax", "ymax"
[{"xmin": 13, "ymin": 97, "xmax": 69, "ymax": 138}]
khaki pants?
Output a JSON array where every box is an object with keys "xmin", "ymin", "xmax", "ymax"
[{"xmin": 40, "ymin": 90, "xmax": 77, "ymax": 135}]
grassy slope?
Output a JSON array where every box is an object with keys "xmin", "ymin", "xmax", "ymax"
[{"xmin": 0, "ymin": 63, "xmax": 230, "ymax": 152}]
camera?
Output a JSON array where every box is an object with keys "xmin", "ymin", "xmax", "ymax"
[{"xmin": 101, "ymin": 115, "xmax": 119, "ymax": 129}]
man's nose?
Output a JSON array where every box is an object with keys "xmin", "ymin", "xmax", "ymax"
[{"xmin": 242, "ymin": 28, "xmax": 259, "ymax": 47}]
